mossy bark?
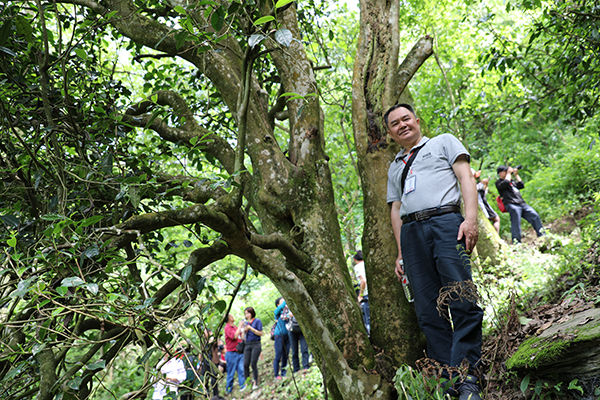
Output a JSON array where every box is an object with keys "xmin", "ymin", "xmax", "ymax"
[
  {"xmin": 507, "ymin": 308, "xmax": 600, "ymax": 380},
  {"xmin": 352, "ymin": 0, "xmax": 432, "ymax": 370},
  {"xmin": 474, "ymin": 207, "xmax": 507, "ymax": 271}
]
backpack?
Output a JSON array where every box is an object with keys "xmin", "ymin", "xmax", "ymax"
[
  {"xmin": 496, "ymin": 196, "xmax": 507, "ymax": 213},
  {"xmin": 286, "ymin": 316, "xmax": 301, "ymax": 333}
]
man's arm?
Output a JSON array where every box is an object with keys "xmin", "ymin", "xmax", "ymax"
[
  {"xmin": 452, "ymin": 156, "xmax": 479, "ymax": 252},
  {"xmin": 390, "ymin": 201, "xmax": 404, "ymax": 280}
]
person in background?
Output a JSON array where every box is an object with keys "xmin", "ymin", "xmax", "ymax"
[
  {"xmin": 224, "ymin": 314, "xmax": 245, "ymax": 394},
  {"xmin": 286, "ymin": 308, "xmax": 310, "ymax": 373},
  {"xmin": 273, "ymin": 297, "xmax": 290, "ymax": 380},
  {"xmin": 353, "ymin": 250, "xmax": 370, "ymax": 335},
  {"xmin": 495, "ymin": 165, "xmax": 544, "ymax": 243},
  {"xmin": 198, "ymin": 329, "xmax": 221, "ymax": 398},
  {"xmin": 152, "ymin": 345, "xmax": 187, "ymax": 400},
  {"xmin": 386, "ymin": 103, "xmax": 483, "ymax": 400},
  {"xmin": 241, "ymin": 306, "xmax": 263, "ymax": 391},
  {"xmin": 473, "ymin": 169, "xmax": 500, "ymax": 234}
]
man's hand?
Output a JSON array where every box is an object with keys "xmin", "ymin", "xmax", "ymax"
[
  {"xmin": 458, "ymin": 218, "xmax": 478, "ymax": 253},
  {"xmin": 394, "ymin": 256, "xmax": 404, "ymax": 281}
]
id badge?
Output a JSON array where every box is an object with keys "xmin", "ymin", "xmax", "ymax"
[{"xmin": 404, "ymin": 175, "xmax": 416, "ymax": 194}]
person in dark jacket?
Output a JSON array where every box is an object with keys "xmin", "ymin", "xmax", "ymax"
[
  {"xmin": 495, "ymin": 165, "xmax": 544, "ymax": 243},
  {"xmin": 272, "ymin": 297, "xmax": 290, "ymax": 379}
]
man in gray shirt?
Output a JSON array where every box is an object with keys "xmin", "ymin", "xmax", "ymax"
[{"xmin": 385, "ymin": 103, "xmax": 483, "ymax": 400}]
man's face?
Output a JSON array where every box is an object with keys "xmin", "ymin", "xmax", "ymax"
[
  {"xmin": 386, "ymin": 107, "xmax": 421, "ymax": 147},
  {"xmin": 498, "ymin": 171, "xmax": 507, "ymax": 179}
]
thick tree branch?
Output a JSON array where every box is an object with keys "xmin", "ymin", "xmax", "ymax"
[
  {"xmin": 394, "ymin": 35, "xmax": 434, "ymax": 103},
  {"xmin": 248, "ymin": 232, "xmax": 311, "ymax": 272},
  {"xmin": 124, "ymin": 90, "xmax": 236, "ymax": 173}
]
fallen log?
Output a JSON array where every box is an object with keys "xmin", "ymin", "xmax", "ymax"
[{"xmin": 506, "ymin": 307, "xmax": 600, "ymax": 379}]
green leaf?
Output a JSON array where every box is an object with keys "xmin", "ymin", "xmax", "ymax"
[
  {"xmin": 520, "ymin": 375, "xmax": 531, "ymax": 394},
  {"xmin": 140, "ymin": 348, "xmax": 157, "ymax": 365},
  {"xmin": 129, "ymin": 185, "xmax": 141, "ymax": 208},
  {"xmin": 68, "ymin": 377, "xmax": 83, "ymax": 390},
  {"xmin": 74, "ymin": 48, "xmax": 87, "ymax": 60},
  {"xmin": 80, "ymin": 215, "xmax": 104, "ymax": 227},
  {"xmin": 61, "ymin": 277, "xmax": 86, "ymax": 287},
  {"xmin": 181, "ymin": 265, "xmax": 192, "ymax": 282},
  {"xmin": 7, "ymin": 236, "xmax": 16, "ymax": 248},
  {"xmin": 568, "ymin": 379, "xmax": 583, "ymax": 394},
  {"xmin": 253, "ymin": 16, "xmax": 275, "ymax": 26},
  {"xmin": 248, "ymin": 34, "xmax": 266, "ymax": 48},
  {"xmin": 141, "ymin": 297, "xmax": 156, "ymax": 309},
  {"xmin": 275, "ymin": 0, "xmax": 294, "ymax": 8},
  {"xmin": 214, "ymin": 300, "xmax": 226, "ymax": 313},
  {"xmin": 84, "ymin": 283, "xmax": 99, "ymax": 295},
  {"xmin": 0, "ymin": 214, "xmax": 20, "ymax": 228},
  {"xmin": 275, "ymin": 29, "xmax": 293, "ymax": 47},
  {"xmin": 41, "ymin": 213, "xmax": 67, "ymax": 221},
  {"xmin": 0, "ymin": 46, "xmax": 17, "ymax": 57},
  {"xmin": 197, "ymin": 276, "xmax": 206, "ymax": 294},
  {"xmin": 85, "ymin": 360, "xmax": 106, "ymax": 371},
  {"xmin": 52, "ymin": 307, "xmax": 65, "ymax": 317},
  {"xmin": 56, "ymin": 286, "xmax": 68, "ymax": 296},
  {"xmin": 211, "ymin": 6, "xmax": 225, "ymax": 31},
  {"xmin": 174, "ymin": 5, "xmax": 186, "ymax": 14},
  {"xmin": 0, "ymin": 21, "xmax": 13, "ymax": 46},
  {"xmin": 83, "ymin": 245, "xmax": 100, "ymax": 259},
  {"xmin": 15, "ymin": 15, "xmax": 32, "ymax": 42},
  {"xmin": 158, "ymin": 329, "xmax": 173, "ymax": 343}
]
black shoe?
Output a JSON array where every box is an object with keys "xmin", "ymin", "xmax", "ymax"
[{"xmin": 458, "ymin": 375, "xmax": 482, "ymax": 400}]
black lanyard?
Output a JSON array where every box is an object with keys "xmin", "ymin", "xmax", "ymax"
[{"xmin": 397, "ymin": 141, "xmax": 427, "ymax": 195}]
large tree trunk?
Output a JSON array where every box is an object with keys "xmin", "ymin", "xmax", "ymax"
[
  {"xmin": 475, "ymin": 208, "xmax": 507, "ymax": 270},
  {"xmin": 352, "ymin": 0, "xmax": 433, "ymax": 369}
]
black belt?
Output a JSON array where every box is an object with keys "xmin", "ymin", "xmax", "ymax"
[{"xmin": 401, "ymin": 205, "xmax": 461, "ymax": 224}]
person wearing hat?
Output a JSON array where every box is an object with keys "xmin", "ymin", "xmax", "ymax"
[
  {"xmin": 385, "ymin": 103, "xmax": 483, "ymax": 400},
  {"xmin": 495, "ymin": 165, "xmax": 544, "ymax": 243},
  {"xmin": 352, "ymin": 250, "xmax": 370, "ymax": 334},
  {"xmin": 472, "ymin": 169, "xmax": 500, "ymax": 234}
]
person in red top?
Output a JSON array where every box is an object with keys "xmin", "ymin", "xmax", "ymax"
[{"xmin": 224, "ymin": 314, "xmax": 246, "ymax": 393}]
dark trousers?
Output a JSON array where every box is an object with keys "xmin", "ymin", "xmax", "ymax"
[
  {"xmin": 199, "ymin": 359, "xmax": 219, "ymax": 398},
  {"xmin": 506, "ymin": 202, "xmax": 544, "ymax": 243},
  {"xmin": 243, "ymin": 340, "xmax": 261, "ymax": 384},
  {"xmin": 360, "ymin": 296, "xmax": 370, "ymax": 334},
  {"xmin": 289, "ymin": 330, "xmax": 310, "ymax": 372},
  {"xmin": 273, "ymin": 334, "xmax": 289, "ymax": 377},
  {"xmin": 401, "ymin": 212, "xmax": 483, "ymax": 372}
]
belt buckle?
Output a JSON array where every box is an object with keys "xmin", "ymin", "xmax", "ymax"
[{"xmin": 414, "ymin": 211, "xmax": 431, "ymax": 221}]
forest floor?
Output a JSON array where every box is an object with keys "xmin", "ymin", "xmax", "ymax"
[
  {"xmin": 217, "ymin": 216, "xmax": 600, "ymax": 400},
  {"xmin": 480, "ymin": 217, "xmax": 600, "ymax": 400},
  {"xmin": 217, "ymin": 337, "xmax": 321, "ymax": 400}
]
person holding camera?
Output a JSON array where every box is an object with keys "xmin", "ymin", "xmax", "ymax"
[{"xmin": 495, "ymin": 165, "xmax": 545, "ymax": 243}]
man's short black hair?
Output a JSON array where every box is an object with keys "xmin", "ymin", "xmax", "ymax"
[
  {"xmin": 383, "ymin": 103, "xmax": 416, "ymax": 128},
  {"xmin": 497, "ymin": 165, "xmax": 508, "ymax": 173},
  {"xmin": 354, "ymin": 250, "xmax": 363, "ymax": 261}
]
